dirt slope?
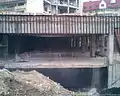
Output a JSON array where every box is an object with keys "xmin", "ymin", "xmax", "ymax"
[{"xmin": 0, "ymin": 69, "xmax": 72, "ymax": 96}]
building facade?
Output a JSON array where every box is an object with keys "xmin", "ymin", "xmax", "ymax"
[
  {"xmin": 83, "ymin": 0, "xmax": 120, "ymax": 16},
  {"xmin": 0, "ymin": 0, "xmax": 79, "ymax": 14}
]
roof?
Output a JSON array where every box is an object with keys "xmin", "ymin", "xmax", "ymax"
[
  {"xmin": 107, "ymin": 0, "xmax": 120, "ymax": 9},
  {"xmin": 83, "ymin": 0, "xmax": 120, "ymax": 12}
]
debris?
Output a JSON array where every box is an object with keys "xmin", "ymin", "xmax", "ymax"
[
  {"xmin": 0, "ymin": 69, "xmax": 73, "ymax": 96},
  {"xmin": 88, "ymin": 88, "xmax": 99, "ymax": 96}
]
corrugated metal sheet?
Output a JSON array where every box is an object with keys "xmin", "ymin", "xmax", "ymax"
[{"xmin": 0, "ymin": 14, "xmax": 119, "ymax": 35}]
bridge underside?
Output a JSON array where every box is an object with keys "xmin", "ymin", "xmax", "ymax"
[
  {"xmin": 0, "ymin": 15, "xmax": 118, "ymax": 68},
  {"xmin": 0, "ymin": 33, "xmax": 108, "ymax": 68}
]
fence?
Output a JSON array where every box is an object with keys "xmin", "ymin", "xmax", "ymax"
[{"xmin": 0, "ymin": 14, "xmax": 119, "ymax": 34}]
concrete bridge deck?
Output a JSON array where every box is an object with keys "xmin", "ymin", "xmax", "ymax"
[{"xmin": 3, "ymin": 52, "xmax": 107, "ymax": 68}]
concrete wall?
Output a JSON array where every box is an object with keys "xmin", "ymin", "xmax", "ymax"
[{"xmin": 26, "ymin": 0, "xmax": 44, "ymax": 13}]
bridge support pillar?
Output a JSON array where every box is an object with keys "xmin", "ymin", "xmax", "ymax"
[
  {"xmin": 85, "ymin": 36, "xmax": 88, "ymax": 52},
  {"xmin": 90, "ymin": 35, "xmax": 96, "ymax": 57},
  {"xmin": 81, "ymin": 36, "xmax": 84, "ymax": 53},
  {"xmin": 108, "ymin": 32, "xmax": 114, "ymax": 88},
  {"xmin": 81, "ymin": 36, "xmax": 87, "ymax": 53},
  {"xmin": 100, "ymin": 35, "xmax": 105, "ymax": 56}
]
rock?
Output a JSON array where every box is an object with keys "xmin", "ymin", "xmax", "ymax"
[{"xmin": 0, "ymin": 69, "xmax": 14, "ymax": 95}]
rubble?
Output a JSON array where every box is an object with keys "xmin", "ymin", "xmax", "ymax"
[{"xmin": 0, "ymin": 69, "xmax": 73, "ymax": 96}]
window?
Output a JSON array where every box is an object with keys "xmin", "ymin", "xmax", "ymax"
[
  {"xmin": 111, "ymin": 0, "xmax": 116, "ymax": 3},
  {"xmin": 60, "ymin": 0, "xmax": 63, "ymax": 4},
  {"xmin": 44, "ymin": 7, "xmax": 47, "ymax": 12},
  {"xmin": 18, "ymin": 3, "xmax": 24, "ymax": 6},
  {"xmin": 101, "ymin": 4, "xmax": 104, "ymax": 7}
]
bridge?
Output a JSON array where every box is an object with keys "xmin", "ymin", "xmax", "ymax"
[
  {"xmin": 0, "ymin": 14, "xmax": 118, "ymax": 65},
  {"xmin": 0, "ymin": 14, "xmax": 120, "ymax": 89}
]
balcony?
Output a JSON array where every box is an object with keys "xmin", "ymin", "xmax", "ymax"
[
  {"xmin": 52, "ymin": 0, "xmax": 78, "ymax": 9},
  {"xmin": 69, "ymin": 2, "xmax": 77, "ymax": 9},
  {"xmin": 51, "ymin": 0, "xmax": 68, "ymax": 7},
  {"xmin": 0, "ymin": 7, "xmax": 15, "ymax": 12},
  {"xmin": 57, "ymin": 1, "xmax": 68, "ymax": 7}
]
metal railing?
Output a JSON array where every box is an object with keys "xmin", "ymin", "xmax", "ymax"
[{"xmin": 0, "ymin": 14, "xmax": 119, "ymax": 34}]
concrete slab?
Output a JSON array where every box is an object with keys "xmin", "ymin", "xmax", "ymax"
[{"xmin": 2, "ymin": 52, "xmax": 107, "ymax": 68}]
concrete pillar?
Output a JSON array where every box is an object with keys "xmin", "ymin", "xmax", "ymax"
[
  {"xmin": 49, "ymin": 4, "xmax": 52, "ymax": 14},
  {"xmin": 67, "ymin": 0, "xmax": 70, "ymax": 13},
  {"xmin": 73, "ymin": 37, "xmax": 76, "ymax": 48},
  {"xmin": 81, "ymin": 36, "xmax": 85, "ymax": 53},
  {"xmin": 55, "ymin": 6, "xmax": 58, "ymax": 14},
  {"xmin": 108, "ymin": 31, "xmax": 114, "ymax": 88},
  {"xmin": 67, "ymin": 7, "xmax": 70, "ymax": 13},
  {"xmin": 102, "ymin": 36, "xmax": 105, "ymax": 55},
  {"xmin": 84, "ymin": 36, "xmax": 88, "ymax": 52},
  {"xmin": 70, "ymin": 37, "xmax": 73, "ymax": 48},
  {"xmin": 99, "ymin": 35, "xmax": 105, "ymax": 56},
  {"xmin": 81, "ymin": 36, "xmax": 87, "ymax": 53},
  {"xmin": 76, "ymin": 0, "xmax": 78, "ymax": 12},
  {"xmin": 96, "ymin": 36, "xmax": 99, "ymax": 50},
  {"xmin": 86, "ymin": 36, "xmax": 88, "ymax": 51},
  {"xmin": 69, "ymin": 37, "xmax": 71, "ymax": 49},
  {"xmin": 90, "ymin": 35, "xmax": 96, "ymax": 57},
  {"xmin": 56, "ymin": 0, "xmax": 58, "ymax": 14},
  {"xmin": 77, "ymin": 37, "xmax": 80, "ymax": 49},
  {"xmin": 76, "ymin": 0, "xmax": 77, "ymax": 6}
]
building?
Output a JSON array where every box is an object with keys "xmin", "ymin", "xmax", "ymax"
[
  {"xmin": 83, "ymin": 0, "xmax": 120, "ymax": 16},
  {"xmin": 0, "ymin": 0, "xmax": 79, "ymax": 14}
]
